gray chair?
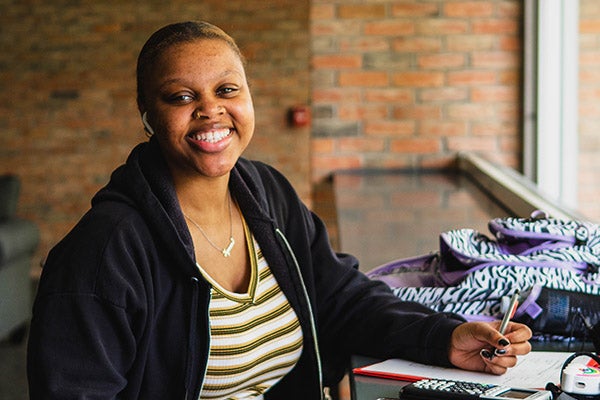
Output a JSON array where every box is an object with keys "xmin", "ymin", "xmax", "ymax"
[{"xmin": 0, "ymin": 174, "xmax": 39, "ymax": 342}]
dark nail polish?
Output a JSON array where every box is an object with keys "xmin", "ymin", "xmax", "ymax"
[
  {"xmin": 494, "ymin": 348, "xmax": 507, "ymax": 355},
  {"xmin": 498, "ymin": 339, "xmax": 510, "ymax": 347},
  {"xmin": 480, "ymin": 349, "xmax": 494, "ymax": 360}
]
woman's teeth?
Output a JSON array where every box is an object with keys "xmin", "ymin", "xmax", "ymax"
[{"xmin": 192, "ymin": 129, "xmax": 231, "ymax": 143}]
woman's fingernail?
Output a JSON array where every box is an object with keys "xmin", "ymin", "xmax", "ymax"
[
  {"xmin": 498, "ymin": 339, "xmax": 510, "ymax": 347},
  {"xmin": 480, "ymin": 349, "xmax": 494, "ymax": 360},
  {"xmin": 494, "ymin": 348, "xmax": 507, "ymax": 355}
]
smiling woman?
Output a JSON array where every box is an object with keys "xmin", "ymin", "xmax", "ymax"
[{"xmin": 27, "ymin": 21, "xmax": 534, "ymax": 400}]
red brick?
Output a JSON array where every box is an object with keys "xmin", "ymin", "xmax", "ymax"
[
  {"xmin": 472, "ymin": 86, "xmax": 518, "ymax": 102},
  {"xmin": 472, "ymin": 19, "xmax": 518, "ymax": 34},
  {"xmin": 499, "ymin": 36, "xmax": 522, "ymax": 52},
  {"xmin": 472, "ymin": 51, "xmax": 519, "ymax": 68},
  {"xmin": 446, "ymin": 103, "xmax": 497, "ymax": 120},
  {"xmin": 338, "ymin": 4, "xmax": 386, "ymax": 19},
  {"xmin": 311, "ymin": 4, "xmax": 335, "ymax": 20},
  {"xmin": 447, "ymin": 136, "xmax": 499, "ymax": 152},
  {"xmin": 444, "ymin": 2, "xmax": 494, "ymax": 17},
  {"xmin": 391, "ymin": 138, "xmax": 440, "ymax": 154},
  {"xmin": 364, "ymin": 120, "xmax": 415, "ymax": 136},
  {"xmin": 580, "ymin": 20, "xmax": 600, "ymax": 34},
  {"xmin": 472, "ymin": 121, "xmax": 517, "ymax": 136},
  {"xmin": 364, "ymin": 20, "xmax": 415, "ymax": 36},
  {"xmin": 311, "ymin": 138, "xmax": 335, "ymax": 155},
  {"xmin": 391, "ymin": 3, "xmax": 439, "ymax": 17},
  {"xmin": 393, "ymin": 37, "xmax": 443, "ymax": 52},
  {"xmin": 447, "ymin": 70, "xmax": 497, "ymax": 85},
  {"xmin": 364, "ymin": 88, "xmax": 414, "ymax": 103},
  {"xmin": 416, "ymin": 19, "xmax": 469, "ymax": 35},
  {"xmin": 419, "ymin": 120, "xmax": 467, "ymax": 136},
  {"xmin": 580, "ymin": 51, "xmax": 600, "ymax": 66},
  {"xmin": 311, "ymin": 20, "xmax": 362, "ymax": 36},
  {"xmin": 392, "ymin": 71, "xmax": 444, "ymax": 87},
  {"xmin": 498, "ymin": 70, "xmax": 520, "ymax": 85},
  {"xmin": 418, "ymin": 53, "xmax": 466, "ymax": 69},
  {"xmin": 339, "ymin": 71, "xmax": 389, "ymax": 87},
  {"xmin": 339, "ymin": 37, "xmax": 390, "ymax": 52},
  {"xmin": 312, "ymin": 88, "xmax": 362, "ymax": 103},
  {"xmin": 393, "ymin": 105, "xmax": 442, "ymax": 120},
  {"xmin": 338, "ymin": 137, "xmax": 386, "ymax": 153},
  {"xmin": 311, "ymin": 154, "xmax": 363, "ymax": 173},
  {"xmin": 338, "ymin": 104, "xmax": 389, "ymax": 121},
  {"xmin": 497, "ymin": 1, "xmax": 522, "ymax": 18},
  {"xmin": 419, "ymin": 87, "xmax": 468, "ymax": 102},
  {"xmin": 447, "ymin": 35, "xmax": 496, "ymax": 51},
  {"xmin": 312, "ymin": 54, "xmax": 363, "ymax": 69}
]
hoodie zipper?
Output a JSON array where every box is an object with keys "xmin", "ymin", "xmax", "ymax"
[
  {"xmin": 275, "ymin": 228, "xmax": 326, "ymax": 400},
  {"xmin": 184, "ymin": 277, "xmax": 199, "ymax": 400},
  {"xmin": 184, "ymin": 277, "xmax": 211, "ymax": 400}
]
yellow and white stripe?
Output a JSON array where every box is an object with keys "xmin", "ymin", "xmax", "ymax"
[{"xmin": 198, "ymin": 239, "xmax": 304, "ymax": 399}]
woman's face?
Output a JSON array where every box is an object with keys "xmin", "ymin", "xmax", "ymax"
[{"xmin": 141, "ymin": 39, "xmax": 255, "ymax": 180}]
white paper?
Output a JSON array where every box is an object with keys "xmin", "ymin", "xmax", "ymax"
[{"xmin": 356, "ymin": 351, "xmax": 569, "ymax": 389}]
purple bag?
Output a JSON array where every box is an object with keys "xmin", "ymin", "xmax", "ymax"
[
  {"xmin": 366, "ymin": 211, "xmax": 600, "ymax": 337},
  {"xmin": 366, "ymin": 253, "xmax": 443, "ymax": 288}
]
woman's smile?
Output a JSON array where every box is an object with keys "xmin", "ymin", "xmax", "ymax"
[{"xmin": 186, "ymin": 126, "xmax": 234, "ymax": 152}]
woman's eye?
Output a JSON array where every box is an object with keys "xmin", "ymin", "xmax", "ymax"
[
  {"xmin": 168, "ymin": 93, "xmax": 194, "ymax": 103},
  {"xmin": 217, "ymin": 87, "xmax": 238, "ymax": 97}
]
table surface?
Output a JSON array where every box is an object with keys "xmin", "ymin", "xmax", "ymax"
[{"xmin": 334, "ymin": 169, "xmax": 511, "ymax": 273}]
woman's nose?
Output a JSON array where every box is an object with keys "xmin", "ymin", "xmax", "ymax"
[{"xmin": 193, "ymin": 99, "xmax": 224, "ymax": 119}]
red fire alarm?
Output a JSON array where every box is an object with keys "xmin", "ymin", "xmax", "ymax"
[{"xmin": 288, "ymin": 105, "xmax": 311, "ymax": 128}]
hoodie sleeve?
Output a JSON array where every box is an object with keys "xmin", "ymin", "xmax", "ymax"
[{"xmin": 27, "ymin": 206, "xmax": 150, "ymax": 399}]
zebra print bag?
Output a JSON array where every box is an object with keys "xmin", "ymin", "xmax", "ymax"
[
  {"xmin": 488, "ymin": 210, "xmax": 600, "ymax": 255},
  {"xmin": 367, "ymin": 212, "xmax": 600, "ymax": 336}
]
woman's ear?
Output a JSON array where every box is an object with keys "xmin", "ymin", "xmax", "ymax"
[{"xmin": 142, "ymin": 112, "xmax": 155, "ymax": 135}]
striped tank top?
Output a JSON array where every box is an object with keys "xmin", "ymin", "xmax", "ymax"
[{"xmin": 197, "ymin": 231, "xmax": 304, "ymax": 399}]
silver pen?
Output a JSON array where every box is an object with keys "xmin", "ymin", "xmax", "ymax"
[
  {"xmin": 480, "ymin": 290, "xmax": 520, "ymax": 359},
  {"xmin": 499, "ymin": 290, "xmax": 520, "ymax": 335}
]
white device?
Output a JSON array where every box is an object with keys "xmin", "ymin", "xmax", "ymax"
[
  {"xmin": 142, "ymin": 112, "xmax": 154, "ymax": 135},
  {"xmin": 561, "ymin": 356, "xmax": 600, "ymax": 396}
]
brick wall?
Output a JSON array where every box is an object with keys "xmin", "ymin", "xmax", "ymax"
[
  {"xmin": 0, "ymin": 1, "xmax": 310, "ymax": 265},
  {"xmin": 310, "ymin": 0, "xmax": 523, "ymax": 181},
  {"xmin": 4, "ymin": 0, "xmax": 600, "ymax": 270}
]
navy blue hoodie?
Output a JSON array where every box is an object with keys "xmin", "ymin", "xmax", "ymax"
[{"xmin": 28, "ymin": 138, "xmax": 464, "ymax": 399}]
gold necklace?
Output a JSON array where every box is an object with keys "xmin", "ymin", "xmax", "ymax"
[{"xmin": 183, "ymin": 195, "xmax": 235, "ymax": 258}]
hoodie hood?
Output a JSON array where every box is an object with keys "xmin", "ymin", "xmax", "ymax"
[
  {"xmin": 91, "ymin": 137, "xmax": 274, "ymax": 278},
  {"xmin": 92, "ymin": 138, "xmax": 196, "ymax": 277}
]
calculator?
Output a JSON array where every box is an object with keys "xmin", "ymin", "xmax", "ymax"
[{"xmin": 398, "ymin": 378, "xmax": 552, "ymax": 400}]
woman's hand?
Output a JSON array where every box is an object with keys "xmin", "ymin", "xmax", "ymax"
[{"xmin": 448, "ymin": 321, "xmax": 532, "ymax": 375}]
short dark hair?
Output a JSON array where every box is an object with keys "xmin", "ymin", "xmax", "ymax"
[{"xmin": 136, "ymin": 21, "xmax": 244, "ymax": 109}]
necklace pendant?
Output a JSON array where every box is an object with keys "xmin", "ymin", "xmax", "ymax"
[{"xmin": 222, "ymin": 237, "xmax": 235, "ymax": 257}]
